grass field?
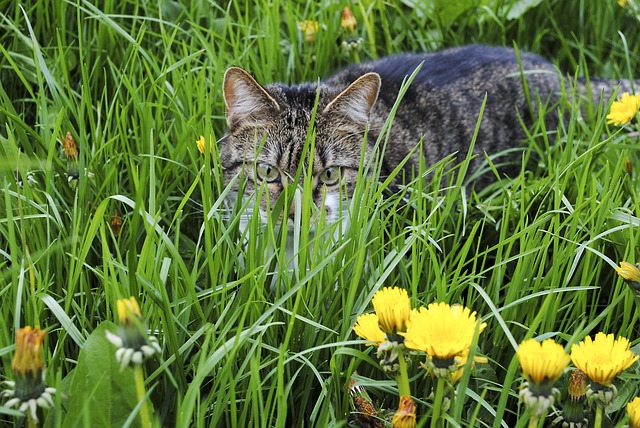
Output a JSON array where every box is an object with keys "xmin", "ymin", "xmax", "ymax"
[{"xmin": 1, "ymin": 0, "xmax": 640, "ymax": 427}]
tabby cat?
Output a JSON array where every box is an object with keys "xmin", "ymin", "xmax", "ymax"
[{"xmin": 220, "ymin": 45, "xmax": 629, "ymax": 228}]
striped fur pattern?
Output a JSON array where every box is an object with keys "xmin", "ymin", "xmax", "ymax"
[{"xmin": 221, "ymin": 45, "xmax": 634, "ymax": 227}]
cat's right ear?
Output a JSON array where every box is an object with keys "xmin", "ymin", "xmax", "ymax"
[
  {"xmin": 223, "ymin": 67, "xmax": 280, "ymax": 129},
  {"xmin": 322, "ymin": 72, "xmax": 381, "ymax": 126}
]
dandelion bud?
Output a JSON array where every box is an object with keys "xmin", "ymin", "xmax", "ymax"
[
  {"xmin": 111, "ymin": 210, "xmax": 123, "ymax": 238},
  {"xmin": 2, "ymin": 327, "xmax": 56, "ymax": 422},
  {"xmin": 561, "ymin": 370, "xmax": 587, "ymax": 426},
  {"xmin": 341, "ymin": 7, "xmax": 357, "ymax": 33},
  {"xmin": 568, "ymin": 369, "xmax": 587, "ymax": 401},
  {"xmin": 106, "ymin": 297, "xmax": 161, "ymax": 370},
  {"xmin": 62, "ymin": 131, "xmax": 80, "ymax": 180},
  {"xmin": 628, "ymin": 397, "xmax": 640, "ymax": 428},
  {"xmin": 391, "ymin": 395, "xmax": 416, "ymax": 428},
  {"xmin": 371, "ymin": 287, "xmax": 411, "ymax": 335},
  {"xmin": 616, "ymin": 261, "xmax": 640, "ymax": 294},
  {"xmin": 298, "ymin": 20, "xmax": 319, "ymax": 43},
  {"xmin": 63, "ymin": 131, "xmax": 78, "ymax": 160}
]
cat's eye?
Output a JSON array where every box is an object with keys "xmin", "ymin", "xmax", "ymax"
[
  {"xmin": 256, "ymin": 163, "xmax": 280, "ymax": 183},
  {"xmin": 318, "ymin": 167, "xmax": 341, "ymax": 186}
]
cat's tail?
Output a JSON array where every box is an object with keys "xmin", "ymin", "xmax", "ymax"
[{"xmin": 577, "ymin": 77, "xmax": 639, "ymax": 108}]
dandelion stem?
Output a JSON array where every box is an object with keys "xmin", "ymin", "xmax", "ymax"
[
  {"xmin": 396, "ymin": 351, "xmax": 411, "ymax": 397},
  {"xmin": 28, "ymin": 414, "xmax": 36, "ymax": 428},
  {"xmin": 134, "ymin": 365, "xmax": 152, "ymax": 428},
  {"xmin": 430, "ymin": 377, "xmax": 446, "ymax": 428},
  {"xmin": 594, "ymin": 405, "xmax": 603, "ymax": 428},
  {"xmin": 527, "ymin": 415, "xmax": 539, "ymax": 428}
]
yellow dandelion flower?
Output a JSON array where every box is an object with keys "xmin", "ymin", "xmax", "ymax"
[
  {"xmin": 196, "ymin": 135, "xmax": 214, "ymax": 155},
  {"xmin": 353, "ymin": 313, "xmax": 385, "ymax": 345},
  {"xmin": 628, "ymin": 397, "xmax": 640, "ymax": 428},
  {"xmin": 371, "ymin": 287, "xmax": 411, "ymax": 334},
  {"xmin": 196, "ymin": 136, "xmax": 206, "ymax": 154},
  {"xmin": 401, "ymin": 302, "xmax": 486, "ymax": 361},
  {"xmin": 391, "ymin": 395, "xmax": 416, "ymax": 428},
  {"xmin": 619, "ymin": 0, "xmax": 628, "ymax": 7},
  {"xmin": 606, "ymin": 92, "xmax": 640, "ymax": 126},
  {"xmin": 517, "ymin": 338, "xmax": 570, "ymax": 385},
  {"xmin": 570, "ymin": 332, "xmax": 638, "ymax": 386},
  {"xmin": 298, "ymin": 20, "xmax": 319, "ymax": 43},
  {"xmin": 341, "ymin": 7, "xmax": 357, "ymax": 33}
]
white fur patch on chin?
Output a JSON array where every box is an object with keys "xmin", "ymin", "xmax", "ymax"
[
  {"xmin": 322, "ymin": 192, "xmax": 341, "ymax": 224},
  {"xmin": 322, "ymin": 192, "xmax": 350, "ymax": 234}
]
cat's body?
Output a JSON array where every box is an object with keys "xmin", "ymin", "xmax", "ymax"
[
  {"xmin": 220, "ymin": 45, "xmax": 629, "ymax": 227},
  {"xmin": 321, "ymin": 45, "xmax": 563, "ymax": 184}
]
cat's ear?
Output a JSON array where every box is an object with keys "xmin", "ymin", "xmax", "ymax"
[
  {"xmin": 323, "ymin": 73, "xmax": 380, "ymax": 125},
  {"xmin": 223, "ymin": 67, "xmax": 280, "ymax": 128}
]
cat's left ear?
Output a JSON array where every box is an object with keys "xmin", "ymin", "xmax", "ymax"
[
  {"xmin": 323, "ymin": 73, "xmax": 380, "ymax": 125},
  {"xmin": 223, "ymin": 67, "xmax": 280, "ymax": 129}
]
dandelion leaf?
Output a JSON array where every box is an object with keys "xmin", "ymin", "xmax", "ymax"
[{"xmin": 60, "ymin": 321, "xmax": 140, "ymax": 427}]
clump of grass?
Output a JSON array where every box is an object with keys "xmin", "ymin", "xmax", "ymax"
[{"xmin": 1, "ymin": 0, "xmax": 640, "ymax": 426}]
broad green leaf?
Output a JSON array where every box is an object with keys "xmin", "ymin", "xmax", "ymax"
[{"xmin": 61, "ymin": 321, "xmax": 141, "ymax": 428}]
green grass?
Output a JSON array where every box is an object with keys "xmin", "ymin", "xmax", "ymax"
[{"xmin": 1, "ymin": 0, "xmax": 640, "ymax": 426}]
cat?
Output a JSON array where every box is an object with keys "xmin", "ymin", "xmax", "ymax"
[{"xmin": 220, "ymin": 44, "xmax": 632, "ymax": 229}]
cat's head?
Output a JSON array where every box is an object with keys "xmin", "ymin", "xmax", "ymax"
[{"xmin": 220, "ymin": 66, "xmax": 380, "ymax": 229}]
